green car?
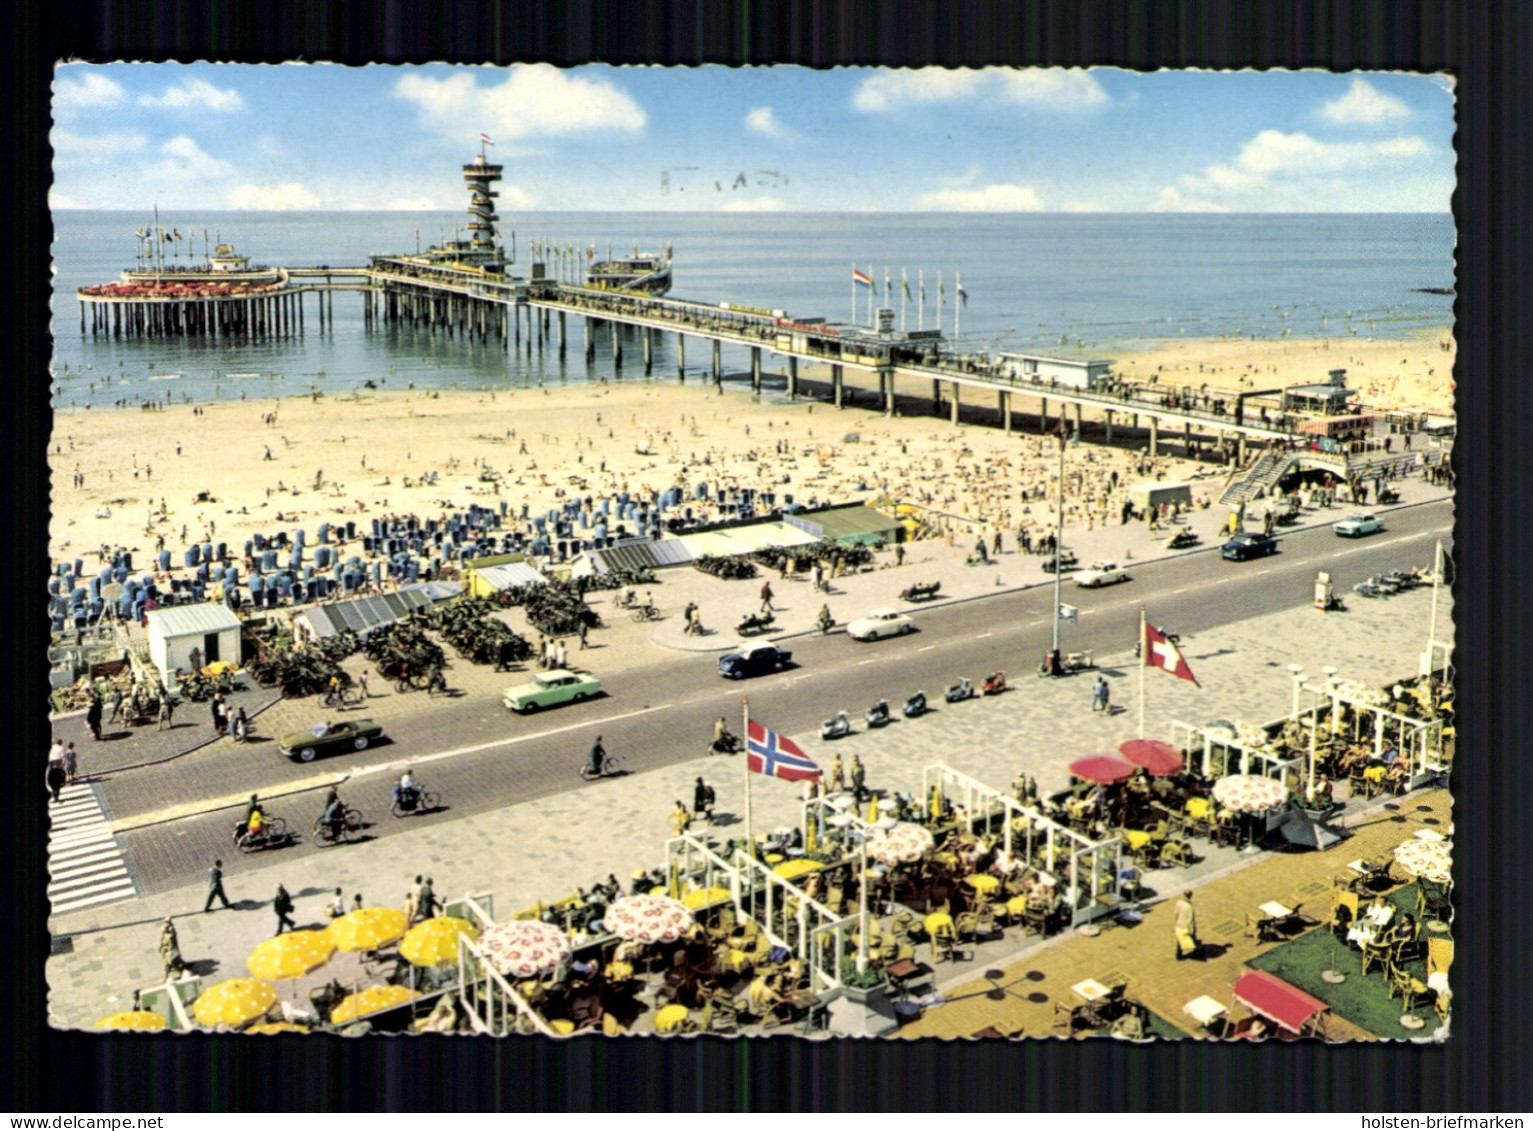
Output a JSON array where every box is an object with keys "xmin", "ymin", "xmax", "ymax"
[
  {"xmin": 502, "ymin": 669, "xmax": 603, "ymax": 713},
  {"xmin": 278, "ymin": 719, "xmax": 385, "ymax": 762}
]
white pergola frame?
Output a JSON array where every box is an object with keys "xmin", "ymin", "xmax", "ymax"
[{"xmin": 1296, "ymin": 678, "xmax": 1448, "ymax": 785}]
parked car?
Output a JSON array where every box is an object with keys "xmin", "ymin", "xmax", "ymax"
[
  {"xmin": 847, "ymin": 608, "xmax": 916, "ymax": 641},
  {"xmin": 718, "ymin": 643, "xmax": 793, "ymax": 680},
  {"xmin": 1333, "ymin": 512, "xmax": 1385, "ymax": 538},
  {"xmin": 1073, "ymin": 561, "xmax": 1130, "ymax": 588},
  {"xmin": 278, "ymin": 719, "xmax": 385, "ymax": 763},
  {"xmin": 502, "ymin": 669, "xmax": 603, "ymax": 713},
  {"xmin": 1221, "ymin": 533, "xmax": 1280, "ymax": 561}
]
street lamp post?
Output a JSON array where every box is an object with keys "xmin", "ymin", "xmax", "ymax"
[{"xmin": 1051, "ymin": 424, "xmax": 1068, "ymax": 660}]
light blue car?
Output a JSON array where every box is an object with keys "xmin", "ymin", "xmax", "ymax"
[{"xmin": 1333, "ymin": 513, "xmax": 1384, "ymax": 538}]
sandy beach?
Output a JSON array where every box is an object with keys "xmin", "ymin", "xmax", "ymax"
[{"xmin": 48, "ymin": 328, "xmax": 1453, "ymax": 571}]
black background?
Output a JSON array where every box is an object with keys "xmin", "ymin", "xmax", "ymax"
[{"xmin": 9, "ymin": 0, "xmax": 1522, "ymax": 1112}]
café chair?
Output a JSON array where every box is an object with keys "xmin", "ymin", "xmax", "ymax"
[
  {"xmin": 1182, "ymin": 796, "xmax": 1215, "ymax": 839},
  {"xmin": 1121, "ymin": 828, "xmax": 1159, "ymax": 870},
  {"xmin": 1347, "ymin": 763, "xmax": 1376, "ymax": 799},
  {"xmin": 1244, "ymin": 911, "xmax": 1279, "ymax": 944},
  {"xmin": 1158, "ymin": 837, "xmax": 1196, "ymax": 868},
  {"xmin": 1386, "ymin": 960, "xmax": 1431, "ymax": 1013},
  {"xmin": 1022, "ymin": 902, "xmax": 1050, "ymax": 937},
  {"xmin": 1328, "ymin": 890, "xmax": 1360, "ymax": 937},
  {"xmin": 930, "ymin": 920, "xmax": 960, "ymax": 963},
  {"xmin": 1359, "ymin": 932, "xmax": 1393, "ymax": 976},
  {"xmin": 1052, "ymin": 1002, "xmax": 1080, "ymax": 1033},
  {"xmin": 1416, "ymin": 877, "xmax": 1453, "ymax": 922}
]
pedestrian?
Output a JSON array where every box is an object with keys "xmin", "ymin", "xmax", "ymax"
[
  {"xmin": 189, "ymin": 646, "xmax": 202, "ymax": 673},
  {"xmin": 759, "ymin": 581, "xmax": 774, "ymax": 613},
  {"xmin": 46, "ymin": 758, "xmax": 67, "ymax": 804},
  {"xmin": 157, "ymin": 694, "xmax": 173, "ymax": 731},
  {"xmin": 159, "ymin": 917, "xmax": 185, "ymax": 980},
  {"xmin": 273, "ymin": 883, "xmax": 296, "ymax": 934},
  {"xmin": 895, "ymin": 544, "xmax": 905, "ymax": 567},
  {"xmin": 211, "ymin": 694, "xmax": 226, "ymax": 733},
  {"xmin": 86, "ymin": 695, "xmax": 103, "ymax": 741},
  {"xmin": 357, "ymin": 671, "xmax": 369, "ymax": 699},
  {"xmin": 406, "ymin": 875, "xmax": 424, "ymax": 923},
  {"xmin": 418, "ymin": 877, "xmax": 439, "ymax": 920},
  {"xmin": 693, "ymin": 776, "xmax": 715, "ymax": 826},
  {"xmin": 1092, "ymin": 676, "xmax": 1109, "ymax": 714},
  {"xmin": 829, "ymin": 752, "xmax": 845, "ymax": 794},
  {"xmin": 233, "ymin": 707, "xmax": 249, "ymax": 743},
  {"xmin": 850, "ymin": 755, "xmax": 866, "ymax": 804},
  {"xmin": 578, "ymin": 621, "xmax": 589, "ymax": 649},
  {"xmin": 63, "ymin": 742, "xmax": 78, "ymax": 785},
  {"xmin": 555, "ymin": 639, "xmax": 567, "ymax": 670},
  {"xmin": 325, "ymin": 887, "xmax": 346, "ymax": 919},
  {"xmin": 1173, "ymin": 889, "xmax": 1200, "ymax": 961},
  {"xmin": 227, "ymin": 709, "xmax": 239, "ymax": 742},
  {"xmin": 353, "ymin": 893, "xmax": 365, "ymax": 913},
  {"xmin": 204, "ymin": 859, "xmax": 232, "ymax": 912},
  {"xmin": 670, "ymin": 799, "xmax": 691, "ymax": 838},
  {"xmin": 993, "ymin": 531, "xmax": 1003, "ymax": 556},
  {"xmin": 106, "ymin": 686, "xmax": 123, "ymax": 724}
]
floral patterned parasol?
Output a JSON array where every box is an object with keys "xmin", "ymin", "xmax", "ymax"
[
  {"xmin": 478, "ymin": 920, "xmax": 573, "ymax": 979},
  {"xmin": 1393, "ymin": 838, "xmax": 1453, "ymax": 885},
  {"xmin": 603, "ymin": 895, "xmax": 694, "ymax": 945},
  {"xmin": 868, "ymin": 822, "xmax": 935, "ymax": 867},
  {"xmin": 1211, "ymin": 774, "xmax": 1290, "ymax": 814}
]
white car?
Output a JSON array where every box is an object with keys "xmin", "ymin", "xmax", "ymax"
[
  {"xmin": 847, "ymin": 608, "xmax": 916, "ymax": 641},
  {"xmin": 1074, "ymin": 561, "xmax": 1130, "ymax": 588},
  {"xmin": 1333, "ymin": 513, "xmax": 1384, "ymax": 538}
]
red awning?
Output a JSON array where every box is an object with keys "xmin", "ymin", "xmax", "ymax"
[
  {"xmin": 1233, "ymin": 970, "xmax": 1329, "ymax": 1034},
  {"xmin": 1117, "ymin": 739, "xmax": 1184, "ymax": 777},
  {"xmin": 1067, "ymin": 755, "xmax": 1137, "ymax": 785}
]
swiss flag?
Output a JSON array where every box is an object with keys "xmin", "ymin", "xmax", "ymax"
[{"xmin": 1145, "ymin": 623, "xmax": 1199, "ymax": 686}]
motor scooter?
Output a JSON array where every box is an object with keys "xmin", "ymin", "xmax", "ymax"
[
  {"xmin": 901, "ymin": 691, "xmax": 928, "ymax": 718},
  {"xmin": 821, "ymin": 711, "xmax": 851, "ymax": 740},
  {"xmin": 945, "ymin": 677, "xmax": 975, "ymax": 703},
  {"xmin": 709, "ymin": 731, "xmax": 742, "ymax": 756},
  {"xmin": 866, "ymin": 699, "xmax": 892, "ymax": 728},
  {"xmin": 982, "ymin": 671, "xmax": 1006, "ymax": 695}
]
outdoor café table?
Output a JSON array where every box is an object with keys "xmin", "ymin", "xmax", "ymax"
[
  {"xmin": 1183, "ymin": 995, "xmax": 1229, "ymax": 1035},
  {"xmin": 654, "ymin": 1003, "xmax": 690, "ymax": 1034},
  {"xmin": 1232, "ymin": 970, "xmax": 1329, "ymax": 1037},
  {"xmin": 1259, "ymin": 901, "xmax": 1292, "ymax": 919},
  {"xmin": 1070, "ymin": 978, "xmax": 1113, "ymax": 1027},
  {"xmin": 965, "ymin": 874, "xmax": 1000, "ymax": 897},
  {"xmin": 924, "ymin": 912, "xmax": 954, "ymax": 939},
  {"xmin": 1413, "ymin": 828, "xmax": 1447, "ymax": 842}
]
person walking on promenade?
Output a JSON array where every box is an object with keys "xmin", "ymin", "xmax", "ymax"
[
  {"xmin": 50, "ymin": 737, "xmax": 66, "ymax": 763},
  {"xmin": 418, "ymin": 877, "xmax": 439, "ymax": 921},
  {"xmin": 273, "ymin": 883, "xmax": 296, "ymax": 934},
  {"xmin": 325, "ymin": 888, "xmax": 346, "ymax": 919},
  {"xmin": 204, "ymin": 859, "xmax": 232, "ymax": 912},
  {"xmin": 233, "ymin": 707, "xmax": 249, "ymax": 743},
  {"xmin": 829, "ymin": 752, "xmax": 845, "ymax": 794},
  {"xmin": 159, "ymin": 917, "xmax": 186, "ymax": 980},
  {"xmin": 406, "ymin": 875, "xmax": 424, "ymax": 924},
  {"xmin": 158, "ymin": 693, "xmax": 174, "ymax": 731},
  {"xmin": 1174, "ymin": 889, "xmax": 1200, "ymax": 961},
  {"xmin": 358, "ymin": 671, "xmax": 369, "ymax": 698},
  {"xmin": 86, "ymin": 695, "xmax": 103, "ymax": 741},
  {"xmin": 211, "ymin": 693, "xmax": 226, "ymax": 733},
  {"xmin": 693, "ymin": 777, "xmax": 716, "ymax": 826},
  {"xmin": 555, "ymin": 639, "xmax": 567, "ymax": 670},
  {"xmin": 579, "ymin": 621, "xmax": 589, "ymax": 649},
  {"xmin": 759, "ymin": 581, "xmax": 774, "ymax": 614},
  {"xmin": 47, "ymin": 757, "xmax": 67, "ymax": 804},
  {"xmin": 895, "ymin": 544, "xmax": 905, "ymax": 567},
  {"xmin": 850, "ymin": 755, "xmax": 867, "ymax": 805},
  {"xmin": 1091, "ymin": 676, "xmax": 1110, "ymax": 714},
  {"xmin": 106, "ymin": 686, "xmax": 122, "ymax": 724},
  {"xmin": 63, "ymin": 742, "xmax": 78, "ymax": 785},
  {"xmin": 670, "ymin": 799, "xmax": 691, "ymax": 838}
]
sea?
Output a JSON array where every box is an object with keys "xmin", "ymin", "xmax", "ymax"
[{"xmin": 50, "ymin": 211, "xmax": 1456, "ymax": 410}]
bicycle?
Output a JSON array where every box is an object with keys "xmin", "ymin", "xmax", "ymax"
[
  {"xmin": 234, "ymin": 817, "xmax": 291, "ymax": 854},
  {"xmin": 579, "ymin": 754, "xmax": 624, "ymax": 781},
  {"xmin": 631, "ymin": 604, "xmax": 660, "ymax": 623},
  {"xmin": 391, "ymin": 789, "xmax": 441, "ymax": 818},
  {"xmin": 323, "ymin": 685, "xmax": 361, "ymax": 708},
  {"xmin": 394, "ymin": 673, "xmax": 427, "ymax": 694},
  {"xmin": 312, "ymin": 805, "xmax": 364, "ymax": 845}
]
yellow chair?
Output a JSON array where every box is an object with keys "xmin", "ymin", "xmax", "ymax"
[
  {"xmin": 654, "ymin": 1003, "xmax": 691, "ymax": 1034},
  {"xmin": 1328, "ymin": 890, "xmax": 1360, "ymax": 936},
  {"xmin": 1003, "ymin": 895, "xmax": 1029, "ymax": 927},
  {"xmin": 1122, "ymin": 829, "xmax": 1157, "ymax": 869},
  {"xmin": 1184, "ymin": 797, "xmax": 1214, "ymax": 838},
  {"xmin": 550, "ymin": 1019, "xmax": 575, "ymax": 1036},
  {"xmin": 1386, "ymin": 960, "xmax": 1431, "ymax": 1012}
]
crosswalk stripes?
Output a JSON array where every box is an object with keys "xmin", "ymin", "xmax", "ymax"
[{"xmin": 48, "ymin": 782, "xmax": 137, "ymax": 915}]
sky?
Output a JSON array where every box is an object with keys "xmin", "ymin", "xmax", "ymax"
[{"xmin": 50, "ymin": 64, "xmax": 1455, "ymax": 213}]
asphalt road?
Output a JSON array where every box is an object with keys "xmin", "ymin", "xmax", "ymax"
[{"xmin": 110, "ymin": 499, "xmax": 1452, "ymax": 895}]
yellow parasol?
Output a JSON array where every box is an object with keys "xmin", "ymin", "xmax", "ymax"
[
  {"xmin": 192, "ymin": 978, "xmax": 278, "ymax": 1028},
  {"xmin": 247, "ymin": 930, "xmax": 335, "ymax": 981},
  {"xmin": 247, "ymin": 1021, "xmax": 309, "ymax": 1034},
  {"xmin": 399, "ymin": 916, "xmax": 478, "ymax": 967},
  {"xmin": 681, "ymin": 886, "xmax": 733, "ymax": 909},
  {"xmin": 325, "ymin": 907, "xmax": 409, "ymax": 953},
  {"xmin": 97, "ymin": 1010, "xmax": 167, "ymax": 1031},
  {"xmin": 330, "ymin": 984, "xmax": 419, "ymax": 1023},
  {"xmin": 772, "ymin": 858, "xmax": 824, "ymax": 881},
  {"xmin": 204, "ymin": 661, "xmax": 238, "ymax": 676}
]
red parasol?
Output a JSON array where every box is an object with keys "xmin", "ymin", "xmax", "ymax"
[
  {"xmin": 1118, "ymin": 739, "xmax": 1184, "ymax": 777},
  {"xmin": 1068, "ymin": 755, "xmax": 1137, "ymax": 785}
]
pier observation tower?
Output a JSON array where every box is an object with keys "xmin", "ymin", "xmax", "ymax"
[{"xmin": 464, "ymin": 147, "xmax": 503, "ymax": 259}]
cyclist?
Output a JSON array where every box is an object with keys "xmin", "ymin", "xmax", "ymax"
[
  {"xmin": 392, "ymin": 771, "xmax": 418, "ymax": 810},
  {"xmin": 322, "ymin": 795, "xmax": 346, "ymax": 841},
  {"xmin": 585, "ymin": 735, "xmax": 607, "ymax": 778}
]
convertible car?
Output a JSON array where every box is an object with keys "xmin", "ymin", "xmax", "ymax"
[{"xmin": 277, "ymin": 719, "xmax": 385, "ymax": 762}]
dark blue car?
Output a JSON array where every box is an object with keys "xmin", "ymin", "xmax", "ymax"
[
  {"xmin": 1220, "ymin": 533, "xmax": 1279, "ymax": 561},
  {"xmin": 718, "ymin": 643, "xmax": 792, "ymax": 679}
]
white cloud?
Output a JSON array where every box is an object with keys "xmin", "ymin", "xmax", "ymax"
[
  {"xmin": 1150, "ymin": 187, "xmax": 1228, "ymax": 213},
  {"xmin": 1164, "ymin": 129, "xmax": 1434, "ymax": 208},
  {"xmin": 1318, "ymin": 78, "xmax": 1411, "ymax": 125},
  {"xmin": 54, "ymin": 71, "xmax": 125, "ymax": 110},
  {"xmin": 853, "ymin": 67, "xmax": 1108, "ymax": 113},
  {"xmin": 744, "ymin": 106, "xmax": 792, "ymax": 139},
  {"xmin": 383, "ymin": 196, "xmax": 444, "ymax": 211},
  {"xmin": 719, "ymin": 196, "xmax": 787, "ymax": 212},
  {"xmin": 395, "ymin": 65, "xmax": 645, "ymax": 143},
  {"xmin": 138, "ymin": 77, "xmax": 246, "ymax": 113},
  {"xmin": 51, "ymin": 129, "xmax": 147, "ymax": 159},
  {"xmin": 918, "ymin": 183, "xmax": 1045, "ymax": 211},
  {"xmin": 226, "ymin": 182, "xmax": 322, "ymax": 209},
  {"xmin": 49, "ymin": 190, "xmax": 82, "ymax": 209},
  {"xmin": 141, "ymin": 135, "xmax": 236, "ymax": 183}
]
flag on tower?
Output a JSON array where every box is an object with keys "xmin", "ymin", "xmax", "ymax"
[
  {"xmin": 480, "ymin": 133, "xmax": 494, "ymax": 145},
  {"xmin": 1144, "ymin": 623, "xmax": 1199, "ymax": 685},
  {"xmin": 853, "ymin": 267, "xmax": 873, "ymax": 288},
  {"xmin": 746, "ymin": 720, "xmax": 823, "ymax": 783}
]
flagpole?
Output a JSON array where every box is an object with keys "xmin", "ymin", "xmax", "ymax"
[
  {"xmin": 851, "ymin": 264, "xmax": 856, "ymax": 326},
  {"xmin": 1138, "ymin": 605, "xmax": 1147, "ymax": 738},
  {"xmin": 868, "ymin": 264, "xmax": 875, "ymax": 329},
  {"xmin": 743, "ymin": 696, "xmax": 753, "ymax": 861},
  {"xmin": 955, "ymin": 272, "xmax": 961, "ymax": 344},
  {"xmin": 901, "ymin": 270, "xmax": 907, "ymax": 332},
  {"xmin": 937, "ymin": 272, "xmax": 943, "ymax": 333},
  {"xmin": 919, "ymin": 270, "xmax": 925, "ymax": 331},
  {"xmin": 1427, "ymin": 537, "xmax": 1442, "ymax": 664}
]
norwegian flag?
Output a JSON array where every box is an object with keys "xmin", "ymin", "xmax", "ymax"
[
  {"xmin": 1144, "ymin": 623, "xmax": 1199, "ymax": 686},
  {"xmin": 746, "ymin": 720, "xmax": 823, "ymax": 783}
]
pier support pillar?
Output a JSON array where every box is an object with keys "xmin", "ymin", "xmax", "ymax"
[
  {"xmin": 1238, "ymin": 433, "xmax": 1247, "ymax": 464},
  {"xmin": 677, "ymin": 334, "xmax": 686, "ymax": 380},
  {"xmin": 750, "ymin": 347, "xmax": 761, "ymax": 392},
  {"xmin": 932, "ymin": 379, "xmax": 941, "ymax": 410},
  {"xmin": 1075, "ymin": 402, "xmax": 1083, "ymax": 434},
  {"xmin": 584, "ymin": 317, "xmax": 593, "ymax": 359},
  {"xmin": 611, "ymin": 320, "xmax": 622, "ymax": 367},
  {"xmin": 833, "ymin": 365, "xmax": 844, "ymax": 408},
  {"xmin": 884, "ymin": 372, "xmax": 894, "ymax": 416},
  {"xmin": 950, "ymin": 382, "xmax": 961, "ymax": 426},
  {"xmin": 1184, "ymin": 420, "xmax": 1192, "ymax": 458},
  {"xmin": 999, "ymin": 390, "xmax": 1010, "ymax": 434},
  {"xmin": 558, "ymin": 311, "xmax": 566, "ymax": 354},
  {"xmin": 645, "ymin": 329, "xmax": 654, "ymax": 373},
  {"xmin": 1104, "ymin": 410, "xmax": 1113, "ymax": 443},
  {"xmin": 712, "ymin": 340, "xmax": 722, "ymax": 383},
  {"xmin": 1149, "ymin": 418, "xmax": 1159, "ymax": 457},
  {"xmin": 787, "ymin": 356, "xmax": 797, "ymax": 398},
  {"xmin": 1041, "ymin": 397, "xmax": 1049, "ymax": 433}
]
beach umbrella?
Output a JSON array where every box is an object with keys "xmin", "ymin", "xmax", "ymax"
[
  {"xmin": 192, "ymin": 978, "xmax": 278, "ymax": 1028},
  {"xmin": 247, "ymin": 1021, "xmax": 309, "ymax": 1034},
  {"xmin": 330, "ymin": 984, "xmax": 419, "ymax": 1023},
  {"xmin": 1393, "ymin": 838, "xmax": 1453, "ymax": 885},
  {"xmin": 681, "ymin": 886, "xmax": 734, "ymax": 908},
  {"xmin": 868, "ymin": 822, "xmax": 935, "ymax": 867},
  {"xmin": 1068, "ymin": 755, "xmax": 1137, "ymax": 785},
  {"xmin": 479, "ymin": 920, "xmax": 572, "ymax": 980},
  {"xmin": 770, "ymin": 859, "xmax": 824, "ymax": 881},
  {"xmin": 604, "ymin": 895, "xmax": 694, "ymax": 945},
  {"xmin": 1118, "ymin": 739, "xmax": 1184, "ymax": 777},
  {"xmin": 325, "ymin": 907, "xmax": 409, "ymax": 953},
  {"xmin": 97, "ymin": 1010, "xmax": 166, "ymax": 1031},
  {"xmin": 1211, "ymin": 773, "xmax": 1290, "ymax": 814},
  {"xmin": 399, "ymin": 916, "xmax": 479, "ymax": 968},
  {"xmin": 246, "ymin": 930, "xmax": 334, "ymax": 982}
]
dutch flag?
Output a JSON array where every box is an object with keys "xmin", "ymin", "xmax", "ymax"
[
  {"xmin": 747, "ymin": 720, "xmax": 823, "ymax": 783},
  {"xmin": 480, "ymin": 132, "xmax": 494, "ymax": 145},
  {"xmin": 852, "ymin": 268, "xmax": 873, "ymax": 288}
]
